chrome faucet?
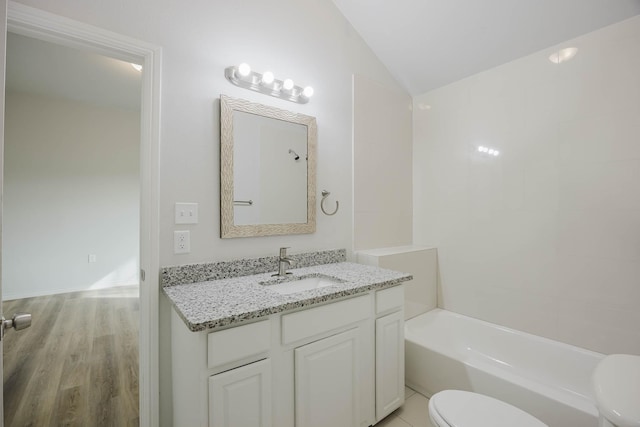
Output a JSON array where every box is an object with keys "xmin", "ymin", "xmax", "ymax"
[{"xmin": 275, "ymin": 247, "xmax": 296, "ymax": 276}]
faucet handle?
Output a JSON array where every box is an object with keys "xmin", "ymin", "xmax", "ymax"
[{"xmin": 279, "ymin": 247, "xmax": 290, "ymax": 257}]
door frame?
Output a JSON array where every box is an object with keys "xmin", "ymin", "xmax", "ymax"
[
  {"xmin": 3, "ymin": 3, "xmax": 162, "ymax": 427},
  {"xmin": 0, "ymin": 0, "xmax": 7, "ymax": 420}
]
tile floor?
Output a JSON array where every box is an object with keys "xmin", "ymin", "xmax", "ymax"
[{"xmin": 377, "ymin": 387, "xmax": 435, "ymax": 427}]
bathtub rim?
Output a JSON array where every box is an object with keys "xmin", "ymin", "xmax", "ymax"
[{"xmin": 406, "ymin": 308, "xmax": 604, "ymax": 361}]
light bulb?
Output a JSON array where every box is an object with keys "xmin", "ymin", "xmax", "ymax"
[
  {"xmin": 478, "ymin": 146, "xmax": 486, "ymax": 152},
  {"xmin": 303, "ymin": 86, "xmax": 314, "ymax": 98},
  {"xmin": 238, "ymin": 63, "xmax": 251, "ymax": 77},
  {"xmin": 488, "ymin": 149, "xmax": 495, "ymax": 155},
  {"xmin": 283, "ymin": 79, "xmax": 294, "ymax": 91},
  {"xmin": 493, "ymin": 150, "xmax": 500, "ymax": 156},
  {"xmin": 261, "ymin": 71, "xmax": 274, "ymax": 85}
]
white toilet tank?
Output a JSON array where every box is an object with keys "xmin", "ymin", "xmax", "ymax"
[{"xmin": 592, "ymin": 354, "xmax": 640, "ymax": 427}]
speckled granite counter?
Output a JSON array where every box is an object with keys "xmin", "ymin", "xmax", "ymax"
[{"xmin": 163, "ymin": 261, "xmax": 412, "ymax": 332}]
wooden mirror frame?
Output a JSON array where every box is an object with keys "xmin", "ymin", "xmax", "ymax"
[{"xmin": 220, "ymin": 95, "xmax": 317, "ymax": 238}]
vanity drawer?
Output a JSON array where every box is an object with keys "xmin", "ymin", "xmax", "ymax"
[
  {"xmin": 376, "ymin": 285, "xmax": 404, "ymax": 314},
  {"xmin": 281, "ymin": 294, "xmax": 371, "ymax": 345},
  {"xmin": 208, "ymin": 320, "xmax": 271, "ymax": 369}
]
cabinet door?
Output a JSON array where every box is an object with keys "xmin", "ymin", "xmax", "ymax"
[
  {"xmin": 376, "ymin": 311, "xmax": 404, "ymax": 421},
  {"xmin": 209, "ymin": 359, "xmax": 271, "ymax": 427},
  {"xmin": 295, "ymin": 328, "xmax": 359, "ymax": 427}
]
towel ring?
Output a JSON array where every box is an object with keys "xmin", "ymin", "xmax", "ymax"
[{"xmin": 320, "ymin": 190, "xmax": 339, "ymax": 216}]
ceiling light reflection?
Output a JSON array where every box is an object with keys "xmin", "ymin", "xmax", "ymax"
[
  {"xmin": 549, "ymin": 47, "xmax": 578, "ymax": 64},
  {"xmin": 477, "ymin": 145, "xmax": 500, "ymax": 157}
]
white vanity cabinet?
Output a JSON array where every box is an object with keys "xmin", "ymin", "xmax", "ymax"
[
  {"xmin": 375, "ymin": 286, "xmax": 405, "ymax": 422},
  {"xmin": 280, "ymin": 293, "xmax": 374, "ymax": 427},
  {"xmin": 295, "ymin": 328, "xmax": 361, "ymax": 427},
  {"xmin": 170, "ymin": 285, "xmax": 404, "ymax": 427},
  {"xmin": 209, "ymin": 359, "xmax": 271, "ymax": 427}
]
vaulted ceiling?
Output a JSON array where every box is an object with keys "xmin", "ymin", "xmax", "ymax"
[
  {"xmin": 6, "ymin": 2, "xmax": 640, "ymax": 104},
  {"xmin": 332, "ymin": 0, "xmax": 640, "ymax": 94}
]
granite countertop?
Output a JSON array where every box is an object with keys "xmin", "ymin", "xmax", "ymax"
[{"xmin": 163, "ymin": 262, "xmax": 412, "ymax": 332}]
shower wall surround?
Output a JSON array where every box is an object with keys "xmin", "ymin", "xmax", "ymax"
[
  {"xmin": 413, "ymin": 16, "xmax": 640, "ymax": 355},
  {"xmin": 353, "ymin": 75, "xmax": 413, "ymax": 251}
]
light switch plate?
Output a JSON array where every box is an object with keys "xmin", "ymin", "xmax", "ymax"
[{"xmin": 175, "ymin": 202, "xmax": 198, "ymax": 224}]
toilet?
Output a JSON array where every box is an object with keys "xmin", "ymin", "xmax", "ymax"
[
  {"xmin": 592, "ymin": 354, "xmax": 640, "ymax": 427},
  {"xmin": 428, "ymin": 390, "xmax": 547, "ymax": 427}
]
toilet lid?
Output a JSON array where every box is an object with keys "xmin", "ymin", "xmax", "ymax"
[{"xmin": 430, "ymin": 390, "xmax": 547, "ymax": 427}]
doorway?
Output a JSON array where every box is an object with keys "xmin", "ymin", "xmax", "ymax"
[
  {"xmin": 3, "ymin": 32, "xmax": 141, "ymax": 426},
  {"xmin": 1, "ymin": 3, "xmax": 161, "ymax": 427}
]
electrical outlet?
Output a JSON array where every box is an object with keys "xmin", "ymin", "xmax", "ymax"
[
  {"xmin": 88, "ymin": 254, "xmax": 97, "ymax": 263},
  {"xmin": 175, "ymin": 202, "xmax": 198, "ymax": 224},
  {"xmin": 174, "ymin": 230, "xmax": 190, "ymax": 254}
]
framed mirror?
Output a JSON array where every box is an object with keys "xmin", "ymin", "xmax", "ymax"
[{"xmin": 220, "ymin": 95, "xmax": 317, "ymax": 238}]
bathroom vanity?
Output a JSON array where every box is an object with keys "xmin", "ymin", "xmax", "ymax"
[{"xmin": 163, "ymin": 252, "xmax": 411, "ymax": 427}]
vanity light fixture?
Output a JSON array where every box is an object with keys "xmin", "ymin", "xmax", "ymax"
[
  {"xmin": 237, "ymin": 62, "xmax": 251, "ymax": 77},
  {"xmin": 282, "ymin": 78, "xmax": 295, "ymax": 91},
  {"xmin": 303, "ymin": 86, "xmax": 314, "ymax": 98},
  {"xmin": 225, "ymin": 64, "xmax": 314, "ymax": 104},
  {"xmin": 261, "ymin": 71, "xmax": 275, "ymax": 86}
]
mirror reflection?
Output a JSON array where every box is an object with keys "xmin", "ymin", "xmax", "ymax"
[
  {"xmin": 220, "ymin": 95, "xmax": 317, "ymax": 238},
  {"xmin": 233, "ymin": 111, "xmax": 308, "ymax": 225}
]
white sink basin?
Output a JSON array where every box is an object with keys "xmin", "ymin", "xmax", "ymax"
[{"xmin": 261, "ymin": 275, "xmax": 342, "ymax": 295}]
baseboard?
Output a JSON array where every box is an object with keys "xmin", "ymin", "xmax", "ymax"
[{"xmin": 3, "ymin": 281, "xmax": 139, "ymax": 301}]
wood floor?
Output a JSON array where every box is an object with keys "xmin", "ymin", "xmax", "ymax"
[{"xmin": 3, "ymin": 286, "xmax": 139, "ymax": 427}]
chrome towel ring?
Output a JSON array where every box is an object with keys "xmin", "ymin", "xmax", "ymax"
[{"xmin": 320, "ymin": 190, "xmax": 339, "ymax": 216}]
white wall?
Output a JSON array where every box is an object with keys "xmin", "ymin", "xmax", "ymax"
[
  {"xmin": 3, "ymin": 91, "xmax": 140, "ymax": 299},
  {"xmin": 354, "ymin": 75, "xmax": 413, "ymax": 250},
  {"xmin": 13, "ymin": 0, "xmax": 402, "ymax": 266},
  {"xmin": 414, "ymin": 16, "xmax": 640, "ymax": 355}
]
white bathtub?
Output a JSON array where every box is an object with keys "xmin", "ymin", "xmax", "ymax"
[{"xmin": 405, "ymin": 309, "xmax": 604, "ymax": 426}]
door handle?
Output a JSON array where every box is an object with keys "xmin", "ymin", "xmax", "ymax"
[{"xmin": 2, "ymin": 312, "xmax": 32, "ymax": 332}]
